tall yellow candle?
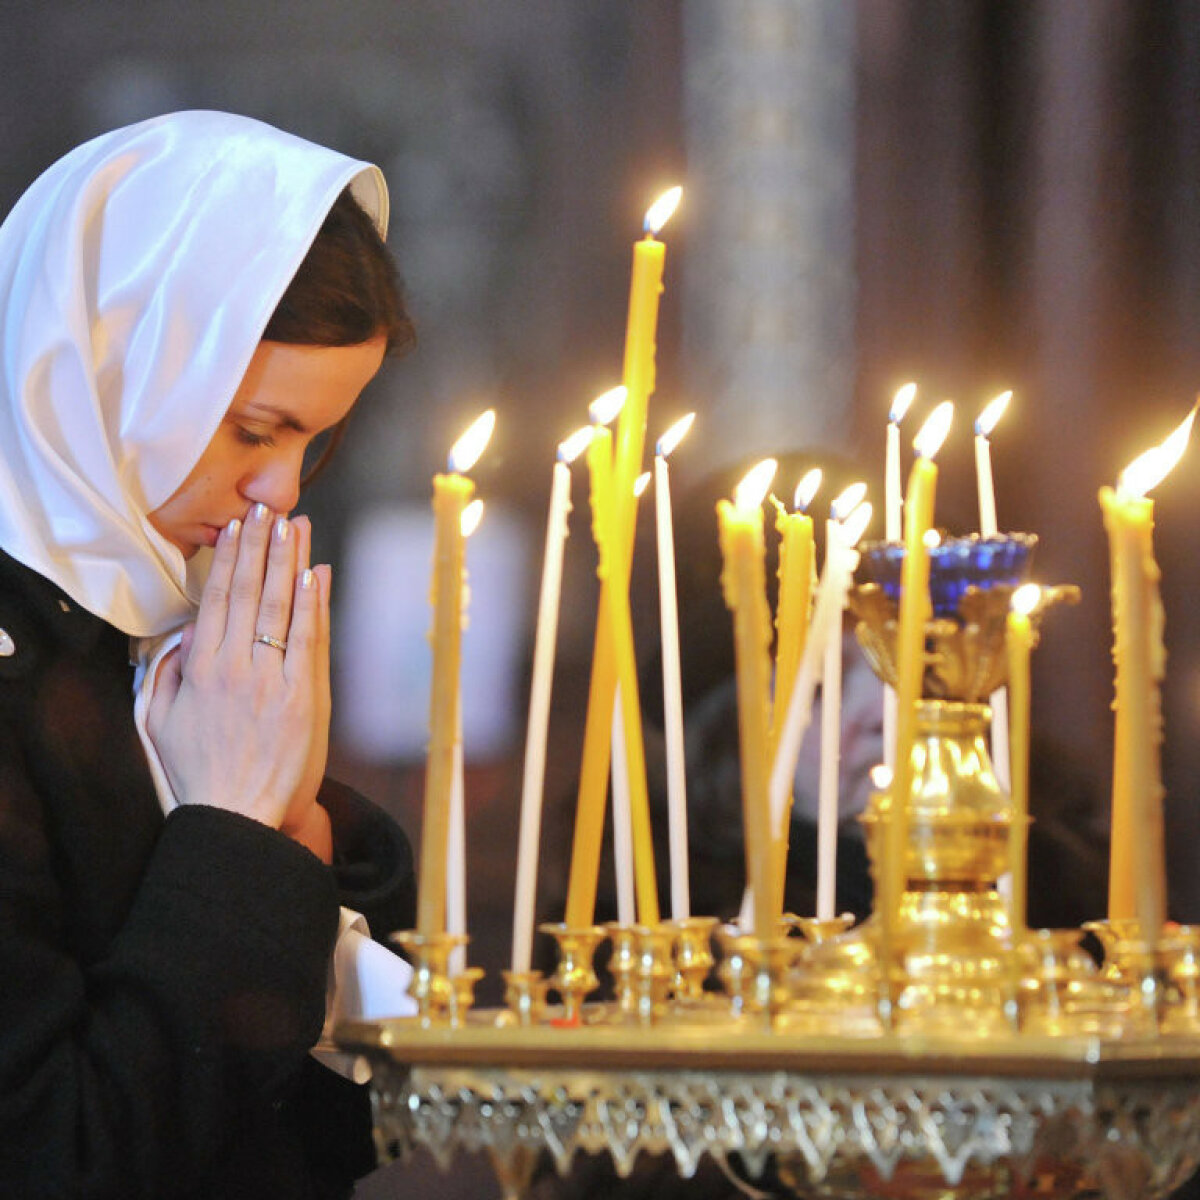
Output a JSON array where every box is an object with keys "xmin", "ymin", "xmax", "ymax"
[
  {"xmin": 417, "ymin": 410, "xmax": 495, "ymax": 935},
  {"xmin": 566, "ymin": 189, "xmax": 680, "ymax": 930},
  {"xmin": 767, "ymin": 471, "xmax": 819, "ymax": 915},
  {"xmin": 883, "ymin": 402, "xmax": 953, "ymax": 950},
  {"xmin": 612, "ymin": 186, "xmax": 681, "ymax": 565},
  {"xmin": 565, "ymin": 392, "xmax": 624, "ymax": 928},
  {"xmin": 718, "ymin": 459, "xmax": 778, "ymax": 941},
  {"xmin": 1099, "ymin": 404, "xmax": 1193, "ymax": 938},
  {"xmin": 1005, "ymin": 583, "xmax": 1040, "ymax": 932}
]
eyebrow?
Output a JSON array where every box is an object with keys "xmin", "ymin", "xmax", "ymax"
[{"xmin": 234, "ymin": 404, "xmax": 310, "ymax": 435}]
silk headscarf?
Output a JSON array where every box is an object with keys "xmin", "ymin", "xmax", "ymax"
[{"xmin": 0, "ymin": 110, "xmax": 388, "ymax": 638}]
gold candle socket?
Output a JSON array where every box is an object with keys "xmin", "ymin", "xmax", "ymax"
[
  {"xmin": 604, "ymin": 923, "xmax": 641, "ymax": 1018},
  {"xmin": 634, "ymin": 924, "xmax": 675, "ymax": 1024},
  {"xmin": 540, "ymin": 922, "xmax": 605, "ymax": 1024},
  {"xmin": 389, "ymin": 930, "xmax": 467, "ymax": 1026},
  {"xmin": 499, "ymin": 970, "xmax": 549, "ymax": 1027},
  {"xmin": 668, "ymin": 915, "xmax": 719, "ymax": 1003},
  {"xmin": 448, "ymin": 967, "xmax": 485, "ymax": 1028}
]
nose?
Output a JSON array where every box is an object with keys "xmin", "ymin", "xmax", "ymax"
[{"xmin": 241, "ymin": 449, "xmax": 303, "ymax": 516}]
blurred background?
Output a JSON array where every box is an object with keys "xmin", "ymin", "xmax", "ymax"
[{"xmin": 6, "ymin": 1, "xmax": 1200, "ymax": 1193}]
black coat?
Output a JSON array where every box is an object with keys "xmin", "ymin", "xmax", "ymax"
[{"xmin": 0, "ymin": 550, "xmax": 416, "ymax": 1199}]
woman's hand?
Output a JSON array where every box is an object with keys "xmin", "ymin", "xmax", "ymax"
[{"xmin": 146, "ymin": 504, "xmax": 333, "ymax": 859}]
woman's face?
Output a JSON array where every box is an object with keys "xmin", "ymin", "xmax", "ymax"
[{"xmin": 148, "ymin": 337, "xmax": 387, "ymax": 558}]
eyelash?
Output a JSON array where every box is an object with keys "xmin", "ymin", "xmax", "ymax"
[{"xmin": 234, "ymin": 426, "xmax": 275, "ymax": 449}]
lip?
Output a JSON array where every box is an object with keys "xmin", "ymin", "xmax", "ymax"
[{"xmin": 199, "ymin": 524, "xmax": 225, "ymax": 548}]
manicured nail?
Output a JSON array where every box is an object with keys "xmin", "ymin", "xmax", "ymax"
[
  {"xmin": 252, "ymin": 502, "xmax": 270, "ymax": 523},
  {"xmin": 300, "ymin": 568, "xmax": 315, "ymax": 590},
  {"xmin": 274, "ymin": 517, "xmax": 289, "ymax": 543},
  {"xmin": 224, "ymin": 518, "xmax": 242, "ymax": 540}
]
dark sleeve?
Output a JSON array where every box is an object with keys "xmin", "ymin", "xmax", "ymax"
[
  {"xmin": 0, "ymin": 751, "xmax": 341, "ymax": 1199},
  {"xmin": 318, "ymin": 778, "xmax": 416, "ymax": 939}
]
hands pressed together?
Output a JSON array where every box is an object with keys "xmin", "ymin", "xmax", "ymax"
[{"xmin": 147, "ymin": 503, "xmax": 333, "ymax": 862}]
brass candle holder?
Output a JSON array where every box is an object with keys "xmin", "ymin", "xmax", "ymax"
[
  {"xmin": 603, "ymin": 922, "xmax": 641, "ymax": 1019},
  {"xmin": 498, "ymin": 969, "xmax": 549, "ymax": 1027},
  {"xmin": 668, "ymin": 915, "xmax": 719, "ymax": 1003},
  {"xmin": 388, "ymin": 930, "xmax": 466, "ymax": 1026},
  {"xmin": 539, "ymin": 922, "xmax": 604, "ymax": 1024}
]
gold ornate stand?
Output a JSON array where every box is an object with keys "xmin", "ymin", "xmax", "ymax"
[
  {"xmin": 337, "ymin": 557, "xmax": 1200, "ymax": 1198},
  {"xmin": 336, "ymin": 1021, "xmax": 1200, "ymax": 1200}
]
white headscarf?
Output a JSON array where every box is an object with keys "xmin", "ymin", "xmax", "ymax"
[{"xmin": 0, "ymin": 110, "xmax": 388, "ymax": 638}]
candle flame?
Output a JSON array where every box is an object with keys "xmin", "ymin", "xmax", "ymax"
[
  {"xmin": 589, "ymin": 385, "xmax": 627, "ymax": 427},
  {"xmin": 830, "ymin": 481, "xmax": 868, "ymax": 522},
  {"xmin": 914, "ymin": 401, "xmax": 954, "ymax": 460},
  {"xmin": 557, "ymin": 425, "xmax": 595, "ymax": 464},
  {"xmin": 840, "ymin": 501, "xmax": 873, "ymax": 546},
  {"xmin": 870, "ymin": 764, "xmax": 893, "ymax": 791},
  {"xmin": 656, "ymin": 412, "xmax": 695, "ymax": 459},
  {"xmin": 794, "ymin": 468, "xmax": 822, "ymax": 512},
  {"xmin": 460, "ymin": 498, "xmax": 484, "ymax": 538},
  {"xmin": 733, "ymin": 458, "xmax": 777, "ymax": 511},
  {"xmin": 889, "ymin": 382, "xmax": 917, "ymax": 424},
  {"xmin": 633, "ymin": 471, "xmax": 651, "ymax": 498},
  {"xmin": 1012, "ymin": 582, "xmax": 1041, "ymax": 617},
  {"xmin": 448, "ymin": 409, "xmax": 496, "ymax": 474},
  {"xmin": 644, "ymin": 186, "xmax": 682, "ymax": 236},
  {"xmin": 975, "ymin": 390, "xmax": 1012, "ymax": 439},
  {"xmin": 1119, "ymin": 402, "xmax": 1198, "ymax": 497},
  {"xmin": 923, "ymin": 528, "xmax": 941, "ymax": 549}
]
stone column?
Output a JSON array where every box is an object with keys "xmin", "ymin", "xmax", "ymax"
[{"xmin": 681, "ymin": 0, "xmax": 857, "ymax": 472}]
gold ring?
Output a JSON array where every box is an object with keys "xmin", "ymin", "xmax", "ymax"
[{"xmin": 253, "ymin": 633, "xmax": 288, "ymax": 652}]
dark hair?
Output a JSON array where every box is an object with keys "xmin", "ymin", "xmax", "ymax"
[
  {"xmin": 263, "ymin": 187, "xmax": 415, "ymax": 482},
  {"xmin": 264, "ymin": 187, "xmax": 414, "ymax": 356}
]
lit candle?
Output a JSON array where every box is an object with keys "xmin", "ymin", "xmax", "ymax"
[
  {"xmin": 886, "ymin": 383, "xmax": 916, "ymax": 542},
  {"xmin": 974, "ymin": 390, "xmax": 1010, "ymax": 538},
  {"xmin": 1100, "ymin": 404, "xmax": 1195, "ymax": 940},
  {"xmin": 654, "ymin": 415, "xmax": 695, "ymax": 921},
  {"xmin": 417, "ymin": 410, "xmax": 495, "ymax": 935},
  {"xmin": 884, "ymin": 402, "xmax": 953, "ymax": 945},
  {"xmin": 511, "ymin": 427, "xmax": 593, "ymax": 974},
  {"xmin": 572, "ymin": 401, "xmax": 659, "ymax": 927},
  {"xmin": 612, "ymin": 187, "xmax": 682, "ymax": 565},
  {"xmin": 770, "ymin": 469, "xmax": 822, "ymax": 761},
  {"xmin": 975, "ymin": 390, "xmax": 1013, "ymax": 796},
  {"xmin": 767, "ymin": 468, "xmax": 820, "ymax": 914},
  {"xmin": 717, "ymin": 458, "xmax": 778, "ymax": 941},
  {"xmin": 447, "ymin": 498, "xmax": 484, "ymax": 976},
  {"xmin": 884, "ymin": 384, "xmax": 915, "ymax": 773},
  {"xmin": 816, "ymin": 487, "xmax": 870, "ymax": 921},
  {"xmin": 565, "ymin": 390, "xmax": 626, "ymax": 929},
  {"xmin": 1005, "ymin": 582, "xmax": 1040, "ymax": 933},
  {"xmin": 564, "ymin": 189, "xmax": 680, "ymax": 931}
]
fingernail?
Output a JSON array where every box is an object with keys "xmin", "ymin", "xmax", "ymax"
[
  {"xmin": 224, "ymin": 518, "xmax": 242, "ymax": 540},
  {"xmin": 252, "ymin": 503, "xmax": 270, "ymax": 523},
  {"xmin": 301, "ymin": 568, "xmax": 316, "ymax": 590},
  {"xmin": 274, "ymin": 517, "xmax": 289, "ymax": 543}
]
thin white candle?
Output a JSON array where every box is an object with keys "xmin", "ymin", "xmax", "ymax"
[
  {"xmin": 611, "ymin": 688, "xmax": 636, "ymax": 925},
  {"xmin": 884, "ymin": 384, "xmax": 914, "ymax": 773},
  {"xmin": 975, "ymin": 391, "xmax": 1013, "ymax": 793},
  {"xmin": 816, "ymin": 490, "xmax": 871, "ymax": 921},
  {"xmin": 655, "ymin": 413, "xmax": 695, "ymax": 920},
  {"xmin": 886, "ymin": 383, "xmax": 916, "ymax": 543},
  {"xmin": 769, "ymin": 499, "xmax": 873, "ymax": 870},
  {"xmin": 510, "ymin": 427, "xmax": 594, "ymax": 974}
]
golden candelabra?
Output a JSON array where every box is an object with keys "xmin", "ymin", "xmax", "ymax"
[{"xmin": 336, "ymin": 539, "xmax": 1200, "ymax": 1199}]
